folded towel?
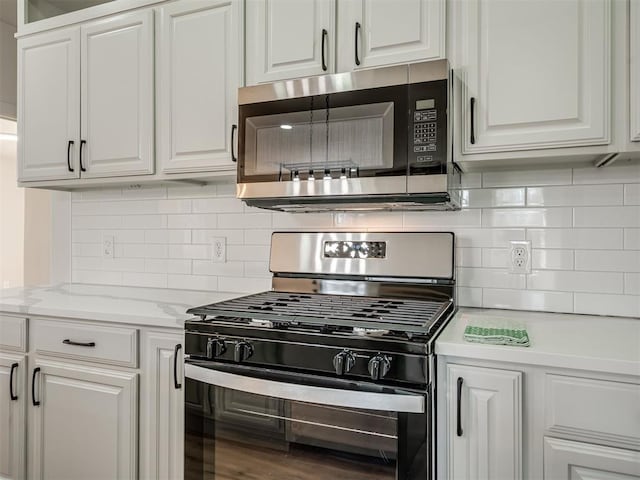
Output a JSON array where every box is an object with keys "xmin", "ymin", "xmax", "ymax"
[{"xmin": 464, "ymin": 324, "xmax": 530, "ymax": 347}]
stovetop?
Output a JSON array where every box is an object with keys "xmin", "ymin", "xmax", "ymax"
[{"xmin": 187, "ymin": 290, "xmax": 453, "ymax": 338}]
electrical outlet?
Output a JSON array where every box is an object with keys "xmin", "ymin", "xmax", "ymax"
[
  {"xmin": 211, "ymin": 237, "xmax": 226, "ymax": 263},
  {"xmin": 102, "ymin": 235, "xmax": 114, "ymax": 259},
  {"xmin": 509, "ymin": 240, "xmax": 531, "ymax": 274}
]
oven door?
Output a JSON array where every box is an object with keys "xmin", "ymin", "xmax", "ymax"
[{"xmin": 184, "ymin": 361, "xmax": 430, "ymax": 480}]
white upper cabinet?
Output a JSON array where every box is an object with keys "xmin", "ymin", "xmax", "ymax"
[
  {"xmin": 337, "ymin": 0, "xmax": 444, "ymax": 72},
  {"xmin": 631, "ymin": 0, "xmax": 640, "ymax": 142},
  {"xmin": 157, "ymin": 0, "xmax": 243, "ymax": 173},
  {"xmin": 80, "ymin": 11, "xmax": 154, "ymax": 178},
  {"xmin": 454, "ymin": 0, "xmax": 611, "ymax": 154},
  {"xmin": 245, "ymin": 0, "xmax": 336, "ymax": 85},
  {"xmin": 17, "ymin": 27, "xmax": 80, "ymax": 182},
  {"xmin": 447, "ymin": 364, "xmax": 522, "ymax": 480}
]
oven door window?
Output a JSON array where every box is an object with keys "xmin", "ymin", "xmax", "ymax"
[
  {"xmin": 185, "ymin": 365, "xmax": 428, "ymax": 480},
  {"xmin": 238, "ymin": 85, "xmax": 409, "ymax": 183}
]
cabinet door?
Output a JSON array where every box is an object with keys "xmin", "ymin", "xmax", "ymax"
[
  {"xmin": 28, "ymin": 359, "xmax": 137, "ymax": 480},
  {"xmin": 140, "ymin": 332, "xmax": 184, "ymax": 480},
  {"xmin": 337, "ymin": 0, "xmax": 444, "ymax": 72},
  {"xmin": 0, "ymin": 354, "xmax": 26, "ymax": 480},
  {"xmin": 544, "ymin": 437, "xmax": 640, "ymax": 479},
  {"xmin": 17, "ymin": 27, "xmax": 80, "ymax": 182},
  {"xmin": 456, "ymin": 0, "xmax": 611, "ymax": 154},
  {"xmin": 631, "ymin": 0, "xmax": 640, "ymax": 142},
  {"xmin": 447, "ymin": 364, "xmax": 522, "ymax": 480},
  {"xmin": 80, "ymin": 10, "xmax": 154, "ymax": 178},
  {"xmin": 245, "ymin": 0, "xmax": 335, "ymax": 85},
  {"xmin": 157, "ymin": 0, "xmax": 242, "ymax": 174}
]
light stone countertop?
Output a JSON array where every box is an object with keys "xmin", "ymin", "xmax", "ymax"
[
  {"xmin": 0, "ymin": 283, "xmax": 247, "ymax": 329},
  {"xmin": 437, "ymin": 307, "xmax": 640, "ymax": 377}
]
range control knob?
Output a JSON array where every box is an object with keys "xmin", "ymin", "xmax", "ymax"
[
  {"xmin": 368, "ymin": 354, "xmax": 391, "ymax": 381},
  {"xmin": 206, "ymin": 338, "xmax": 226, "ymax": 359},
  {"xmin": 332, "ymin": 350, "xmax": 356, "ymax": 376},
  {"xmin": 233, "ymin": 341, "xmax": 253, "ymax": 363}
]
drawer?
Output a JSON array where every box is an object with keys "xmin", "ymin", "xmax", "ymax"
[
  {"xmin": 32, "ymin": 319, "xmax": 138, "ymax": 368},
  {"xmin": 545, "ymin": 374, "xmax": 640, "ymax": 450},
  {"xmin": 0, "ymin": 314, "xmax": 27, "ymax": 352}
]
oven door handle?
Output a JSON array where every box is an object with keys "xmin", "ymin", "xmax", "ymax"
[{"xmin": 185, "ymin": 363, "xmax": 424, "ymax": 413}]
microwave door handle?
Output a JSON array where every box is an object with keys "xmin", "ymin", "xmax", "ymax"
[{"xmin": 185, "ymin": 363, "xmax": 424, "ymax": 413}]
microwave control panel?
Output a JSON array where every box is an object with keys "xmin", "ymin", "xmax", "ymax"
[{"xmin": 409, "ymin": 80, "xmax": 447, "ymax": 171}]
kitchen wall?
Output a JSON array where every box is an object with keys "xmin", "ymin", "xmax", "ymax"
[
  {"xmin": 70, "ymin": 163, "xmax": 640, "ymax": 318},
  {"xmin": 0, "ymin": 131, "xmax": 24, "ymax": 288}
]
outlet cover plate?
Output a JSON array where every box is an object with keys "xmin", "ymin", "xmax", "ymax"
[
  {"xmin": 102, "ymin": 235, "xmax": 114, "ymax": 259},
  {"xmin": 509, "ymin": 240, "xmax": 531, "ymax": 274},
  {"xmin": 211, "ymin": 237, "xmax": 226, "ymax": 263}
]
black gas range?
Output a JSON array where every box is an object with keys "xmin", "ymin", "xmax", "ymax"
[{"xmin": 184, "ymin": 232, "xmax": 456, "ymax": 480}]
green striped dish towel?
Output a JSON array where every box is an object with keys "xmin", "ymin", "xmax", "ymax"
[{"xmin": 464, "ymin": 324, "xmax": 530, "ymax": 347}]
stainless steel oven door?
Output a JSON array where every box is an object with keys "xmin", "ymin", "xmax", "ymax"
[{"xmin": 184, "ymin": 361, "xmax": 430, "ymax": 480}]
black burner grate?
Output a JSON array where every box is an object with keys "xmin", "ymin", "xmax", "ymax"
[{"xmin": 187, "ymin": 291, "xmax": 452, "ymax": 334}]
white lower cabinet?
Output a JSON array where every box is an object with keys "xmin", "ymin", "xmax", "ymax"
[
  {"xmin": 27, "ymin": 358, "xmax": 138, "ymax": 480},
  {"xmin": 0, "ymin": 354, "xmax": 26, "ymax": 480},
  {"xmin": 544, "ymin": 437, "xmax": 640, "ymax": 480},
  {"xmin": 140, "ymin": 331, "xmax": 184, "ymax": 480},
  {"xmin": 446, "ymin": 364, "xmax": 522, "ymax": 480}
]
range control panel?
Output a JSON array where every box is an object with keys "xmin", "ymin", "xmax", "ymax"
[{"xmin": 408, "ymin": 80, "xmax": 447, "ymax": 172}]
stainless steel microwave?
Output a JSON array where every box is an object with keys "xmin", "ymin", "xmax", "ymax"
[{"xmin": 236, "ymin": 60, "xmax": 461, "ymax": 212}]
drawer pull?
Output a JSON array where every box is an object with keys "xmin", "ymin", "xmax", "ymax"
[
  {"xmin": 174, "ymin": 344, "xmax": 182, "ymax": 390},
  {"xmin": 63, "ymin": 339, "xmax": 96, "ymax": 347}
]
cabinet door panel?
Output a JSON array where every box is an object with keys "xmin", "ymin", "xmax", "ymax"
[
  {"xmin": 28, "ymin": 359, "xmax": 137, "ymax": 480},
  {"xmin": 457, "ymin": 0, "xmax": 610, "ymax": 153},
  {"xmin": 447, "ymin": 364, "xmax": 522, "ymax": 480},
  {"xmin": 544, "ymin": 437, "xmax": 640, "ymax": 479},
  {"xmin": 81, "ymin": 10, "xmax": 154, "ymax": 178},
  {"xmin": 0, "ymin": 354, "xmax": 26, "ymax": 480},
  {"xmin": 158, "ymin": 0, "xmax": 242, "ymax": 173},
  {"xmin": 338, "ymin": 0, "xmax": 443, "ymax": 72},
  {"xmin": 17, "ymin": 27, "xmax": 79, "ymax": 182},
  {"xmin": 246, "ymin": 0, "xmax": 335, "ymax": 85},
  {"xmin": 140, "ymin": 331, "xmax": 184, "ymax": 480},
  {"xmin": 631, "ymin": 0, "xmax": 640, "ymax": 142}
]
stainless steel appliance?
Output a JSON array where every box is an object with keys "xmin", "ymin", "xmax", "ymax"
[
  {"xmin": 184, "ymin": 232, "xmax": 456, "ymax": 480},
  {"xmin": 236, "ymin": 60, "xmax": 461, "ymax": 212}
]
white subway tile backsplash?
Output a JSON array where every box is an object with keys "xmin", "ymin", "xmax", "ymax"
[
  {"xmin": 527, "ymin": 270, "xmax": 623, "ymax": 294},
  {"xmin": 457, "ymin": 268, "xmax": 525, "ymax": 289},
  {"xmin": 527, "ymin": 185, "xmax": 623, "ymax": 207},
  {"xmin": 624, "ymin": 184, "xmax": 640, "ymax": 205},
  {"xmin": 457, "ymin": 287, "xmax": 482, "ymax": 307},
  {"xmin": 70, "ymin": 169, "xmax": 640, "ymax": 318},
  {"xmin": 574, "ymin": 293, "xmax": 640, "ymax": 317},
  {"xmin": 625, "ymin": 229, "xmax": 640, "ymax": 249},
  {"xmin": 527, "ymin": 228, "xmax": 623, "ymax": 249},
  {"xmin": 482, "ymin": 169, "xmax": 572, "ymax": 188},
  {"xmin": 625, "ymin": 273, "xmax": 640, "ymax": 295},
  {"xmin": 482, "ymin": 208, "xmax": 572, "ymax": 228},
  {"xmin": 573, "ymin": 206, "xmax": 640, "ymax": 228},
  {"xmin": 572, "ymin": 164, "xmax": 640, "ymax": 185},
  {"xmin": 482, "ymin": 288, "xmax": 574, "ymax": 313},
  {"xmin": 531, "ymin": 249, "xmax": 574, "ymax": 270},
  {"xmin": 192, "ymin": 260, "xmax": 244, "ymax": 277},
  {"xmin": 461, "ymin": 188, "xmax": 525, "ymax": 208},
  {"xmin": 574, "ymin": 250, "xmax": 640, "ymax": 273},
  {"xmin": 167, "ymin": 214, "xmax": 217, "ymax": 229},
  {"xmin": 168, "ymin": 274, "xmax": 218, "ymax": 291}
]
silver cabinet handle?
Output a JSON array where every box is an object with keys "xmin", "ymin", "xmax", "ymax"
[{"xmin": 185, "ymin": 363, "xmax": 424, "ymax": 413}]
